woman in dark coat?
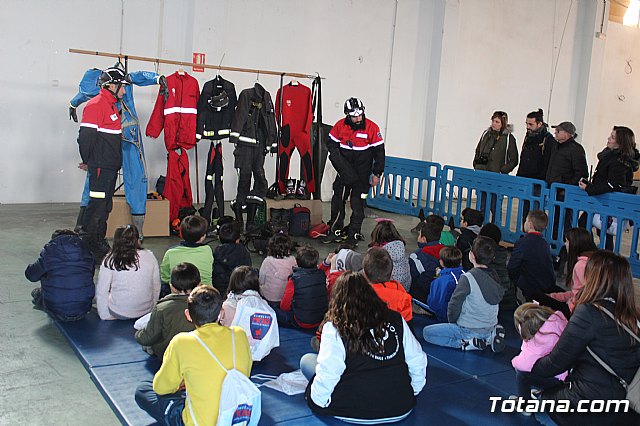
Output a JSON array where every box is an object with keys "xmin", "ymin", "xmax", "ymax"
[
  {"xmin": 579, "ymin": 126, "xmax": 640, "ymax": 249},
  {"xmin": 531, "ymin": 251, "xmax": 640, "ymax": 426}
]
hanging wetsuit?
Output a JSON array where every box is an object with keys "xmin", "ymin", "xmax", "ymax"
[
  {"xmin": 275, "ymin": 82, "xmax": 314, "ymax": 194},
  {"xmin": 229, "ymin": 83, "xmax": 277, "ymax": 206},
  {"xmin": 146, "ymin": 71, "xmax": 199, "ymax": 222},
  {"xmin": 196, "ymin": 76, "xmax": 237, "ymax": 223},
  {"xmin": 71, "ymin": 69, "xmax": 160, "ymax": 228}
]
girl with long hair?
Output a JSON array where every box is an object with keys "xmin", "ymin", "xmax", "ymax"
[
  {"xmin": 96, "ymin": 225, "xmax": 160, "ymax": 320},
  {"xmin": 369, "ymin": 220, "xmax": 411, "ymax": 291},
  {"xmin": 548, "ymin": 228, "xmax": 597, "ymax": 313},
  {"xmin": 258, "ymin": 233, "xmax": 297, "ymax": 308},
  {"xmin": 301, "ymin": 271, "xmax": 427, "ymax": 424},
  {"xmin": 532, "ymin": 251, "xmax": 640, "ymax": 425}
]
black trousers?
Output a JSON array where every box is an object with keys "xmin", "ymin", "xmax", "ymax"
[
  {"xmin": 234, "ymin": 145, "xmax": 267, "ymax": 204},
  {"xmin": 202, "ymin": 140, "xmax": 224, "ymax": 222},
  {"xmin": 330, "ymin": 175, "xmax": 368, "ymax": 234},
  {"xmin": 82, "ymin": 166, "xmax": 118, "ymax": 246}
]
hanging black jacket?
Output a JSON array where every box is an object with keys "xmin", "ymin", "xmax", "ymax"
[
  {"xmin": 532, "ymin": 299, "xmax": 640, "ymax": 425},
  {"xmin": 196, "ymin": 76, "xmax": 237, "ymax": 141},
  {"xmin": 517, "ymin": 127, "xmax": 556, "ymax": 180},
  {"xmin": 229, "ymin": 83, "xmax": 277, "ymax": 151},
  {"xmin": 290, "ymin": 267, "xmax": 328, "ymax": 325},
  {"xmin": 545, "ymin": 138, "xmax": 588, "ymax": 185},
  {"xmin": 585, "ymin": 147, "xmax": 640, "ymax": 196}
]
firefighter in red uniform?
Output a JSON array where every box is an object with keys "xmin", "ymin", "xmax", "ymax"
[
  {"xmin": 323, "ymin": 98, "xmax": 385, "ymax": 246},
  {"xmin": 77, "ymin": 68, "xmax": 129, "ymax": 259}
]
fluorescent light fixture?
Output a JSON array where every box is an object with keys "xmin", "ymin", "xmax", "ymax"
[{"xmin": 624, "ymin": 0, "xmax": 640, "ymax": 27}]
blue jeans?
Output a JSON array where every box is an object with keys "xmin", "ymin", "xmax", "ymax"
[
  {"xmin": 300, "ymin": 353, "xmax": 318, "ymax": 380},
  {"xmin": 422, "ymin": 323, "xmax": 494, "ymax": 349},
  {"xmin": 135, "ymin": 380, "xmax": 185, "ymax": 426}
]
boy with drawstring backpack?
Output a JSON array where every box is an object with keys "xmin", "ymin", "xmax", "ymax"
[{"xmin": 135, "ymin": 286, "xmax": 257, "ymax": 425}]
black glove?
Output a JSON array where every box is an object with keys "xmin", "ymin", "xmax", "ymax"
[
  {"xmin": 159, "ymin": 75, "xmax": 169, "ymax": 101},
  {"xmin": 69, "ymin": 105, "xmax": 78, "ymax": 122}
]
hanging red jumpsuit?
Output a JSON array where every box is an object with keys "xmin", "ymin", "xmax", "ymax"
[
  {"xmin": 146, "ymin": 71, "xmax": 200, "ymax": 222},
  {"xmin": 275, "ymin": 82, "xmax": 314, "ymax": 194}
]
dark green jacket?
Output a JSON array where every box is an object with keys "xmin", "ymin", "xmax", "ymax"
[
  {"xmin": 473, "ymin": 128, "xmax": 519, "ymax": 174},
  {"xmin": 134, "ymin": 293, "xmax": 195, "ymax": 360}
]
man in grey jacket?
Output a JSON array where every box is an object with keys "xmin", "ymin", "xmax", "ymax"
[{"xmin": 422, "ymin": 236, "xmax": 506, "ymax": 352}]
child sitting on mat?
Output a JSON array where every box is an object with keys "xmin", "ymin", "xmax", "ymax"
[
  {"xmin": 134, "ymin": 263, "xmax": 200, "ymax": 359},
  {"xmin": 259, "ymin": 233, "xmax": 296, "ymax": 309},
  {"xmin": 25, "ymin": 229, "xmax": 95, "ymax": 322},
  {"xmin": 512, "ymin": 303, "xmax": 568, "ymax": 400},
  {"xmin": 212, "ymin": 221, "xmax": 252, "ymax": 295},
  {"xmin": 369, "ymin": 220, "xmax": 412, "ymax": 291},
  {"xmin": 425, "ymin": 246, "xmax": 464, "ymax": 322},
  {"xmin": 160, "ymin": 215, "xmax": 213, "ymax": 297},
  {"xmin": 96, "ymin": 225, "xmax": 160, "ymax": 320}
]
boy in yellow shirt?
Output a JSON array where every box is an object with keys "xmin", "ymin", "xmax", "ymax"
[{"xmin": 135, "ymin": 286, "xmax": 252, "ymax": 425}]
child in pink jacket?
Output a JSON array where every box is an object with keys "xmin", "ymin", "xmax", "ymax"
[
  {"xmin": 259, "ymin": 234, "xmax": 296, "ymax": 308},
  {"xmin": 512, "ymin": 303, "xmax": 568, "ymax": 400},
  {"xmin": 548, "ymin": 228, "xmax": 597, "ymax": 313}
]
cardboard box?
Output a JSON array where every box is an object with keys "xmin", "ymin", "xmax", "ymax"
[
  {"xmin": 106, "ymin": 196, "xmax": 170, "ymax": 237},
  {"xmin": 265, "ymin": 199, "xmax": 323, "ymax": 225}
]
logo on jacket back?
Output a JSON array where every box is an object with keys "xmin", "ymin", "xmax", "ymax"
[
  {"xmin": 249, "ymin": 313, "xmax": 272, "ymax": 340},
  {"xmin": 232, "ymin": 404, "xmax": 253, "ymax": 424}
]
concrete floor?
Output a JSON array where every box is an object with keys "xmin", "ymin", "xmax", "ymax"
[{"xmin": 0, "ymin": 202, "xmax": 417, "ymax": 426}]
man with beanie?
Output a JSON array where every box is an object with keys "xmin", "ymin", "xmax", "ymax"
[
  {"xmin": 323, "ymin": 97, "xmax": 385, "ymax": 246},
  {"xmin": 545, "ymin": 121, "xmax": 588, "ymax": 240}
]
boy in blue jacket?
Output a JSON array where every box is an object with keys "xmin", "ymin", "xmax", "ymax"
[
  {"xmin": 426, "ymin": 246, "xmax": 464, "ymax": 322},
  {"xmin": 25, "ymin": 229, "xmax": 95, "ymax": 321},
  {"xmin": 409, "ymin": 222, "xmax": 444, "ymax": 304}
]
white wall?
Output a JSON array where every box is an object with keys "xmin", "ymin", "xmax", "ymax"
[{"xmin": 0, "ymin": 0, "xmax": 636, "ymax": 204}]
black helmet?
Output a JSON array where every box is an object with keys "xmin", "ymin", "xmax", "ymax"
[
  {"xmin": 98, "ymin": 67, "xmax": 131, "ymax": 87},
  {"xmin": 344, "ymin": 97, "xmax": 364, "ymax": 116}
]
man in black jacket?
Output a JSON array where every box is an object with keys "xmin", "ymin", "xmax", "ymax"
[
  {"xmin": 545, "ymin": 121, "xmax": 588, "ymax": 240},
  {"xmin": 323, "ymin": 98, "xmax": 385, "ymax": 246},
  {"xmin": 517, "ymin": 108, "xmax": 556, "ymax": 226}
]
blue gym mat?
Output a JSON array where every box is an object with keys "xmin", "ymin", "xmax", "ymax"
[{"xmin": 54, "ymin": 309, "xmax": 535, "ymax": 425}]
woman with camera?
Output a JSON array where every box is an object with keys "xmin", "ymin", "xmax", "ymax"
[
  {"xmin": 577, "ymin": 126, "xmax": 639, "ymax": 250},
  {"xmin": 473, "ymin": 111, "xmax": 519, "ymax": 222}
]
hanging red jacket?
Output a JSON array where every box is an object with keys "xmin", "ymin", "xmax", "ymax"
[
  {"xmin": 146, "ymin": 71, "xmax": 200, "ymax": 149},
  {"xmin": 146, "ymin": 71, "xmax": 200, "ymax": 222}
]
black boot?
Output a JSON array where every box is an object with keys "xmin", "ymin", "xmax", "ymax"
[{"xmin": 231, "ymin": 200, "xmax": 245, "ymax": 230}]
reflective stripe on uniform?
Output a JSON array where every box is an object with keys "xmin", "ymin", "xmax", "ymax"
[
  {"xmin": 89, "ymin": 191, "xmax": 106, "ymax": 199},
  {"xmin": 238, "ymin": 136, "xmax": 257, "ymax": 144},
  {"xmin": 163, "ymin": 107, "xmax": 198, "ymax": 115},
  {"xmin": 218, "ymin": 129, "xmax": 231, "ymax": 135},
  {"xmin": 206, "ymin": 175, "xmax": 213, "ymax": 181},
  {"xmin": 360, "ymin": 193, "xmax": 368, "ymax": 199}
]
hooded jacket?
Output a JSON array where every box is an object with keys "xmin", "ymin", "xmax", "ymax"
[
  {"xmin": 584, "ymin": 147, "xmax": 640, "ymax": 196},
  {"xmin": 549, "ymin": 255, "xmax": 588, "ymax": 312},
  {"xmin": 545, "ymin": 138, "xmax": 588, "ymax": 185},
  {"xmin": 427, "ymin": 266, "xmax": 464, "ymax": 322},
  {"xmin": 448, "ymin": 267, "xmax": 504, "ymax": 328},
  {"xmin": 456, "ymin": 225, "xmax": 481, "ymax": 271},
  {"xmin": 383, "ymin": 240, "xmax": 412, "ymax": 292},
  {"xmin": 473, "ymin": 128, "xmax": 519, "ymax": 174},
  {"xmin": 512, "ymin": 311, "xmax": 568, "ymax": 380},
  {"xmin": 229, "ymin": 83, "xmax": 277, "ymax": 150},
  {"xmin": 517, "ymin": 126, "xmax": 556, "ymax": 180},
  {"xmin": 25, "ymin": 234, "xmax": 95, "ymax": 319}
]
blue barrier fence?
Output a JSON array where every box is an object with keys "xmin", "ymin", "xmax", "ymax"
[
  {"xmin": 367, "ymin": 158, "xmax": 441, "ymax": 217},
  {"xmin": 367, "ymin": 157, "xmax": 640, "ymax": 277}
]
